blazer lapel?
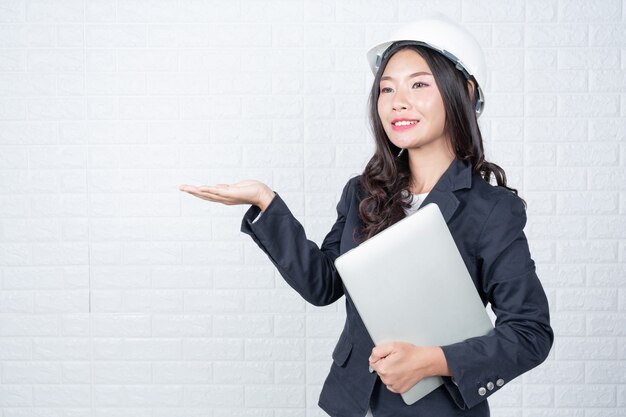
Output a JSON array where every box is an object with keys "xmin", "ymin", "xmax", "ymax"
[
  {"xmin": 419, "ymin": 158, "xmax": 472, "ymax": 224},
  {"xmin": 348, "ymin": 158, "xmax": 473, "ymax": 241}
]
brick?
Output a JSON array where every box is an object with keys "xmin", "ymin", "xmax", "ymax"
[
  {"xmin": 524, "ymin": 94, "xmax": 557, "ymax": 117},
  {"xmin": 245, "ymin": 385, "xmax": 305, "ymax": 407},
  {"xmin": 184, "ymin": 290, "xmax": 244, "ymax": 313},
  {"xmin": 214, "ymin": 410, "xmax": 273, "ymax": 417},
  {"xmin": 526, "ymin": 24, "xmax": 588, "ymax": 47},
  {"xmin": 587, "ymin": 264, "xmax": 626, "ymax": 286},
  {"xmin": 91, "ymin": 314, "xmax": 151, "ymax": 337},
  {"xmin": 588, "ymin": 313, "xmax": 626, "ymax": 336},
  {"xmin": 590, "ymin": 24, "xmax": 626, "ymax": 46},
  {"xmin": 182, "ymin": 242, "xmax": 242, "ymax": 265},
  {"xmin": 178, "ymin": 1, "xmax": 240, "ymax": 23},
  {"xmin": 558, "ymin": 94, "xmax": 620, "ymax": 117},
  {"xmin": 488, "ymin": 383, "xmax": 522, "ymax": 407},
  {"xmin": 245, "ymin": 338, "xmax": 305, "ymax": 361},
  {"xmin": 523, "ymin": 192, "xmax": 556, "ymax": 215},
  {"xmin": 557, "ymin": 192, "xmax": 619, "ymax": 215},
  {"xmin": 588, "ymin": 216, "xmax": 626, "ymax": 238},
  {"xmin": 526, "ymin": 70, "xmax": 587, "ymax": 93},
  {"xmin": 212, "ymin": 266, "xmax": 273, "ymax": 289},
  {"xmin": 92, "ymin": 361, "xmax": 151, "ymax": 383},
  {"xmin": 555, "ymin": 385, "xmax": 615, "ymax": 407},
  {"xmin": 0, "ymin": 314, "xmax": 59, "ymax": 336},
  {"xmin": 596, "ymin": 116, "xmax": 626, "ymax": 142},
  {"xmin": 523, "ymin": 361, "xmax": 584, "ymax": 384},
  {"xmin": 0, "ymin": 385, "xmax": 33, "ymax": 407},
  {"xmin": 85, "ymin": 72, "xmax": 146, "ymax": 95},
  {"xmin": 462, "ymin": 0, "xmax": 524, "ymax": 21},
  {"xmin": 534, "ymin": 264, "xmax": 585, "ymax": 287},
  {"xmin": 557, "ymin": 241, "xmax": 617, "ymax": 263},
  {"xmin": 559, "ymin": 0, "xmax": 621, "ymax": 22},
  {"xmin": 183, "ymin": 338, "xmax": 243, "ymax": 361},
  {"xmin": 93, "ymin": 338, "xmax": 181, "ymax": 361},
  {"xmin": 245, "ymin": 290, "xmax": 305, "ymax": 313},
  {"xmin": 306, "ymin": 315, "xmax": 344, "ymax": 338},
  {"xmin": 275, "ymin": 361, "xmax": 305, "ymax": 384},
  {"xmin": 524, "ymin": 167, "xmax": 586, "ymax": 191},
  {"xmin": 85, "ymin": 24, "xmax": 146, "ymax": 47},
  {"xmin": 61, "ymin": 361, "xmax": 91, "ymax": 383},
  {"xmin": 526, "ymin": 0, "xmax": 557, "ymax": 22},
  {"xmin": 557, "ymin": 288, "xmax": 617, "ymax": 311},
  {"xmin": 0, "ymin": 338, "xmax": 32, "ymax": 360},
  {"xmin": 527, "ymin": 215, "xmax": 585, "ymax": 239},
  {"xmin": 213, "ymin": 361, "xmax": 273, "ymax": 384},
  {"xmin": 521, "ymin": 384, "xmax": 553, "ymax": 407},
  {"xmin": 117, "ymin": 0, "xmax": 179, "ymax": 23},
  {"xmin": 304, "ymin": 0, "xmax": 335, "ymax": 22},
  {"xmin": 213, "ymin": 314, "xmax": 272, "ymax": 337},
  {"xmin": 273, "ymin": 25, "xmax": 305, "ymax": 48},
  {"xmin": 304, "ymin": 24, "xmax": 365, "ymax": 48},
  {"xmin": 585, "ymin": 410, "xmax": 626, "ymax": 417},
  {"xmin": 589, "ymin": 167, "xmax": 626, "ymax": 190},
  {"xmin": 153, "ymin": 362, "xmax": 212, "ymax": 384},
  {"xmin": 60, "ymin": 314, "xmax": 90, "ymax": 337},
  {"xmin": 523, "ymin": 410, "xmax": 583, "ymax": 417},
  {"xmin": 550, "ymin": 312, "xmax": 585, "ymax": 336},
  {"xmin": 590, "ymin": 70, "xmax": 626, "ymax": 92},
  {"xmin": 559, "ymin": 48, "xmax": 621, "ymax": 69},
  {"xmin": 307, "ymin": 361, "xmax": 330, "ymax": 385},
  {"xmin": 152, "ymin": 314, "xmax": 211, "ymax": 337},
  {"xmin": 119, "ymin": 97, "xmax": 179, "ymax": 120},
  {"xmin": 94, "ymin": 385, "xmax": 183, "ymax": 407},
  {"xmin": 587, "ymin": 362, "xmax": 626, "ymax": 383},
  {"xmin": 122, "ymin": 242, "xmax": 182, "ymax": 265},
  {"xmin": 209, "ymin": 24, "xmax": 272, "ymax": 47},
  {"xmin": 2, "ymin": 361, "xmax": 60, "ymax": 383},
  {"xmin": 184, "ymin": 385, "xmax": 243, "ymax": 407},
  {"xmin": 34, "ymin": 290, "xmax": 88, "ymax": 313},
  {"xmin": 274, "ymin": 314, "xmax": 306, "ymax": 337},
  {"xmin": 306, "ymin": 338, "xmax": 335, "ymax": 361}
]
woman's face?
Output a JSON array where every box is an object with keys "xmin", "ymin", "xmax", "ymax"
[{"xmin": 377, "ymin": 48, "xmax": 449, "ymax": 155}]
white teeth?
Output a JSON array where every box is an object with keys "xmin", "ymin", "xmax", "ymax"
[{"xmin": 393, "ymin": 120, "xmax": 418, "ymax": 126}]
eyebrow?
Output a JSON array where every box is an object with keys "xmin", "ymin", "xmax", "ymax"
[{"xmin": 380, "ymin": 71, "xmax": 432, "ymax": 81}]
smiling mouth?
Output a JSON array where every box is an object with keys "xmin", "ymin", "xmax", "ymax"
[{"xmin": 392, "ymin": 120, "xmax": 419, "ymax": 126}]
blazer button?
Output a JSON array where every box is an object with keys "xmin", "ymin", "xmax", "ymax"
[
  {"xmin": 478, "ymin": 387, "xmax": 487, "ymax": 396},
  {"xmin": 486, "ymin": 381, "xmax": 494, "ymax": 391},
  {"xmin": 496, "ymin": 378, "xmax": 504, "ymax": 387}
]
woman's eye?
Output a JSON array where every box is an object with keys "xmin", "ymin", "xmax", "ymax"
[
  {"xmin": 413, "ymin": 82, "xmax": 426, "ymax": 88},
  {"xmin": 380, "ymin": 87, "xmax": 393, "ymax": 93}
]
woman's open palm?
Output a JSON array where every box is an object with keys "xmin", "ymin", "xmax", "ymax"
[{"xmin": 179, "ymin": 180, "xmax": 275, "ymax": 210}]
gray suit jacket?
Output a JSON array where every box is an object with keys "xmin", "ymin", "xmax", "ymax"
[{"xmin": 241, "ymin": 158, "xmax": 553, "ymax": 417}]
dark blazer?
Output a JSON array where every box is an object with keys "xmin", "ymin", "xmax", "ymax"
[{"xmin": 241, "ymin": 158, "xmax": 554, "ymax": 417}]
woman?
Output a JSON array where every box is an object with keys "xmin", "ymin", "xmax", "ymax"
[{"xmin": 181, "ymin": 14, "xmax": 553, "ymax": 417}]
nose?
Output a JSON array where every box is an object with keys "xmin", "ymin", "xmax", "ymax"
[{"xmin": 392, "ymin": 89, "xmax": 410, "ymax": 111}]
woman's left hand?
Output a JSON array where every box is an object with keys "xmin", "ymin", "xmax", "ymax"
[{"xmin": 369, "ymin": 342, "xmax": 450, "ymax": 394}]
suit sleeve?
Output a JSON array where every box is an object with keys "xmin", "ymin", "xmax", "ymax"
[
  {"xmin": 440, "ymin": 192, "xmax": 554, "ymax": 410},
  {"xmin": 240, "ymin": 179, "xmax": 354, "ymax": 306}
]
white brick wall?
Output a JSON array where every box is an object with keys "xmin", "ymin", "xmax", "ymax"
[{"xmin": 0, "ymin": 0, "xmax": 624, "ymax": 415}]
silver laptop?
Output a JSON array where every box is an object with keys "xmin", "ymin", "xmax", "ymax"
[{"xmin": 334, "ymin": 203, "xmax": 494, "ymax": 405}]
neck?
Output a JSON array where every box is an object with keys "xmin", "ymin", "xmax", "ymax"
[{"xmin": 406, "ymin": 144, "xmax": 455, "ymax": 194}]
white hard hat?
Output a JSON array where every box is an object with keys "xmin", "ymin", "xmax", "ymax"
[{"xmin": 366, "ymin": 13, "xmax": 487, "ymax": 117}]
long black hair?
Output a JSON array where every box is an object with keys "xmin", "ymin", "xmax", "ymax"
[{"xmin": 357, "ymin": 42, "xmax": 518, "ymax": 243}]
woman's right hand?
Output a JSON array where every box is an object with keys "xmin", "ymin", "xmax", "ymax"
[{"xmin": 179, "ymin": 180, "xmax": 276, "ymax": 212}]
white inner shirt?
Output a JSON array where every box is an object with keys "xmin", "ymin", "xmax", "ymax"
[{"xmin": 404, "ymin": 191, "xmax": 430, "ymax": 216}]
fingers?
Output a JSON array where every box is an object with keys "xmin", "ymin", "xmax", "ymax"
[{"xmin": 370, "ymin": 343, "xmax": 394, "ymax": 363}]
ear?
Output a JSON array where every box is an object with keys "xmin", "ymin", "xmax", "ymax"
[{"xmin": 467, "ymin": 80, "xmax": 475, "ymax": 100}]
